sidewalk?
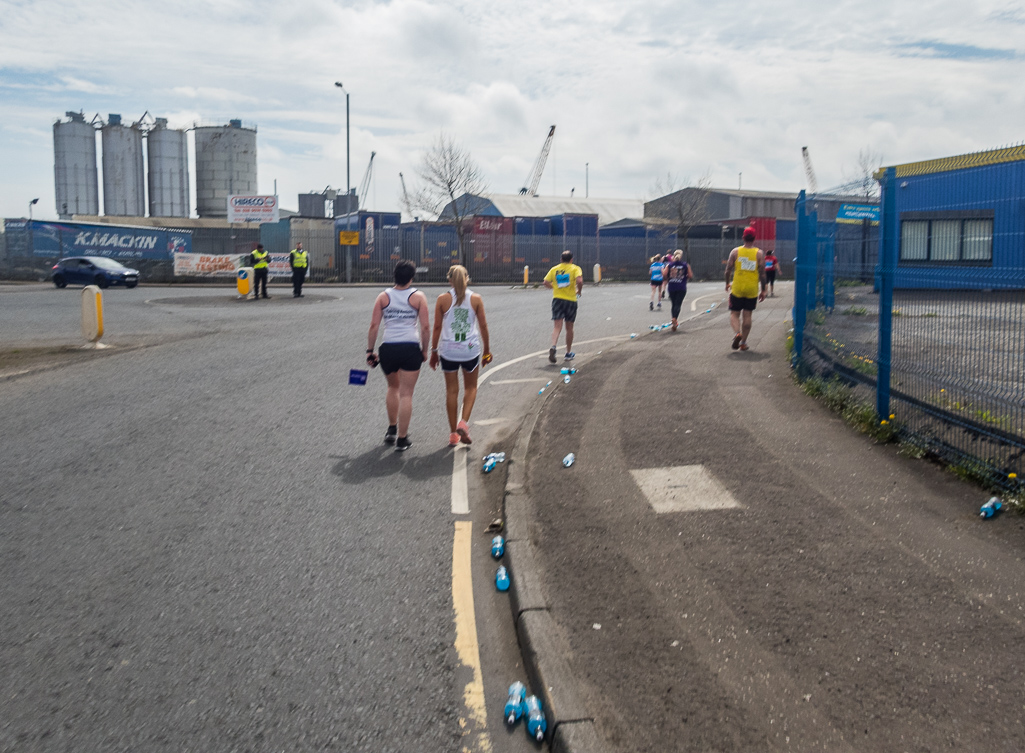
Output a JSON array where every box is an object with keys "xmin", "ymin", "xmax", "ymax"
[{"xmin": 511, "ymin": 291, "xmax": 1025, "ymax": 752}]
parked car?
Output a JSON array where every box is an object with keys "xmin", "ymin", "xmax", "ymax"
[{"xmin": 52, "ymin": 256, "xmax": 140, "ymax": 289}]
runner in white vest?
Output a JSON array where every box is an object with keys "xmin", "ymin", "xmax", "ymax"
[{"xmin": 429, "ymin": 265, "xmax": 492, "ymax": 447}]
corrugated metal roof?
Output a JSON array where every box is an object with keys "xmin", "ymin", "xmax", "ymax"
[
  {"xmin": 878, "ymin": 144, "xmax": 1025, "ymax": 178},
  {"xmin": 477, "ymin": 193, "xmax": 644, "ymax": 226}
]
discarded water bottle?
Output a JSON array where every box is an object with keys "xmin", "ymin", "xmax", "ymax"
[
  {"xmin": 563, "ymin": 375, "xmax": 571, "ymax": 384},
  {"xmin": 495, "ymin": 565, "xmax": 510, "ymax": 591},
  {"xmin": 649, "ymin": 324, "xmax": 659, "ymax": 331},
  {"xmin": 483, "ymin": 456, "xmax": 498, "ymax": 473},
  {"xmin": 504, "ymin": 681, "xmax": 526, "ymax": 725},
  {"xmin": 491, "ymin": 535, "xmax": 505, "ymax": 559},
  {"xmin": 562, "ymin": 453, "xmax": 575, "ymax": 468},
  {"xmin": 560, "ymin": 367, "xmax": 570, "ymax": 374},
  {"xmin": 539, "ymin": 380, "xmax": 553, "ymax": 395},
  {"xmin": 980, "ymin": 496, "xmax": 1003, "ymax": 518},
  {"xmin": 630, "ymin": 333, "xmax": 638, "ymax": 338},
  {"xmin": 524, "ymin": 695, "xmax": 547, "ymax": 741}
]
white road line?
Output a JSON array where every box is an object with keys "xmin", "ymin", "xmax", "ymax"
[
  {"xmin": 474, "ymin": 418, "xmax": 512, "ymax": 426},
  {"xmin": 451, "ymin": 444, "xmax": 470, "ymax": 515},
  {"xmin": 691, "ymin": 292, "xmax": 722, "ymax": 311},
  {"xmin": 489, "ymin": 378, "xmax": 551, "ymax": 385}
]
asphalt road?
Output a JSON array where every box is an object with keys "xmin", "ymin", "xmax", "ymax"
[{"xmin": 0, "ymin": 279, "xmax": 724, "ymax": 752}]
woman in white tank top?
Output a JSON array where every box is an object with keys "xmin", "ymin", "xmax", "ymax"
[
  {"xmin": 366, "ymin": 261, "xmax": 430, "ymax": 452},
  {"xmin": 429, "ymin": 265, "xmax": 491, "ymax": 447}
]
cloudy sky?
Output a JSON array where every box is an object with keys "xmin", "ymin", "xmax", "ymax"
[{"xmin": 2, "ymin": 0, "xmax": 1024, "ymax": 221}]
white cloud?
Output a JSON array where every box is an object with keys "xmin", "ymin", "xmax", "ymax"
[{"xmin": 2, "ymin": 0, "xmax": 1025, "ymax": 219}]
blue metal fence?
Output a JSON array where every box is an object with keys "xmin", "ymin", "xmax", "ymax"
[{"xmin": 793, "ymin": 162, "xmax": 1025, "ymax": 491}]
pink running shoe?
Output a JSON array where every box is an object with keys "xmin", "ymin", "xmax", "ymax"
[
  {"xmin": 449, "ymin": 432, "xmax": 460, "ymax": 447},
  {"xmin": 457, "ymin": 420, "xmax": 472, "ymax": 445}
]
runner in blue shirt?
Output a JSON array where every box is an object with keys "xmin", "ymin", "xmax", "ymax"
[{"xmin": 648, "ymin": 255, "xmax": 665, "ymax": 311}]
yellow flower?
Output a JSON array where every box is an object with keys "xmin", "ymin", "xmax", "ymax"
[
  {"xmin": 1011, "ymin": 473, "xmax": 1019, "ymax": 479},
  {"xmin": 889, "ymin": 414, "xmax": 895, "ymax": 419},
  {"xmin": 940, "ymin": 388, "xmax": 945, "ymax": 393},
  {"xmin": 880, "ymin": 420, "xmax": 888, "ymax": 425}
]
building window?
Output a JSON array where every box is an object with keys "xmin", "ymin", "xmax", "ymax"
[{"xmin": 899, "ymin": 217, "xmax": 993, "ymax": 263}]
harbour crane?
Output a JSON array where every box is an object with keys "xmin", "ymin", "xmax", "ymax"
[
  {"xmin": 519, "ymin": 125, "xmax": 556, "ymax": 196},
  {"xmin": 358, "ymin": 151, "xmax": 376, "ymax": 210},
  {"xmin": 801, "ymin": 146, "xmax": 819, "ymax": 195},
  {"xmin": 399, "ymin": 171, "xmax": 411, "ymax": 215}
]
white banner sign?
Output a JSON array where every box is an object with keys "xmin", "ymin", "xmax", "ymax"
[
  {"xmin": 227, "ymin": 195, "xmax": 280, "ymax": 224},
  {"xmin": 174, "ymin": 253, "xmax": 241, "ymax": 277},
  {"xmin": 175, "ymin": 252, "xmax": 293, "ymax": 278}
]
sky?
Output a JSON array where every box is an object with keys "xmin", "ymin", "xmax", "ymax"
[{"xmin": 2, "ymin": 0, "xmax": 1025, "ymax": 222}]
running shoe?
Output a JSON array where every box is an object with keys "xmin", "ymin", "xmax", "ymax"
[
  {"xmin": 449, "ymin": 432, "xmax": 460, "ymax": 447},
  {"xmin": 672, "ymin": 322, "xmax": 678, "ymax": 331},
  {"xmin": 456, "ymin": 420, "xmax": 472, "ymax": 445},
  {"xmin": 385, "ymin": 425, "xmax": 398, "ymax": 444},
  {"xmin": 739, "ymin": 343, "xmax": 750, "ymax": 351},
  {"xmin": 732, "ymin": 334, "xmax": 742, "ymax": 350},
  {"xmin": 565, "ymin": 352, "xmax": 576, "ymax": 360},
  {"xmin": 548, "ymin": 347, "xmax": 557, "ymax": 364},
  {"xmin": 649, "ymin": 301, "xmax": 654, "ymax": 311},
  {"xmin": 657, "ymin": 302, "xmax": 661, "ymax": 309},
  {"xmin": 395, "ymin": 437, "xmax": 412, "ymax": 452}
]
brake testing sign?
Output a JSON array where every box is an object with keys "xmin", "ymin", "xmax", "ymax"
[{"xmin": 228, "ymin": 195, "xmax": 279, "ymax": 224}]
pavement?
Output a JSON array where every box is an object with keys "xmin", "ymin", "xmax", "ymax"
[{"xmin": 504, "ymin": 290, "xmax": 1025, "ymax": 752}]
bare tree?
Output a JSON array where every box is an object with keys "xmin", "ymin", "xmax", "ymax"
[
  {"xmin": 838, "ymin": 148, "xmax": 884, "ymax": 198},
  {"xmin": 647, "ymin": 171, "xmax": 713, "ymax": 257},
  {"xmin": 409, "ymin": 134, "xmax": 490, "ymax": 266}
]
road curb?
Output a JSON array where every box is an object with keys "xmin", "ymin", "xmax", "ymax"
[{"xmin": 502, "ymin": 372, "xmax": 609, "ymax": 753}]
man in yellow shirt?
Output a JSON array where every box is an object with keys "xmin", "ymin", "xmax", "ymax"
[
  {"xmin": 543, "ymin": 250, "xmax": 584, "ymax": 363},
  {"xmin": 725, "ymin": 226, "xmax": 766, "ymax": 351}
]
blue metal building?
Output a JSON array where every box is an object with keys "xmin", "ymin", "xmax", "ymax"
[{"xmin": 880, "ymin": 145, "xmax": 1025, "ymax": 289}]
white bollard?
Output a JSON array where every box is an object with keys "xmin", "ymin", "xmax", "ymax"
[
  {"xmin": 593, "ymin": 263, "xmax": 602, "ymax": 284},
  {"xmin": 81, "ymin": 284, "xmax": 107, "ymax": 348}
]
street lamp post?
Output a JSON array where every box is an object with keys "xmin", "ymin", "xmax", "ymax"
[
  {"xmin": 28, "ymin": 197, "xmax": 39, "ymax": 221},
  {"xmin": 334, "ymin": 82, "xmax": 350, "ymax": 208}
]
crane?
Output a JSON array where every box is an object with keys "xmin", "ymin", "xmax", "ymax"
[
  {"xmin": 358, "ymin": 151, "xmax": 376, "ymax": 210},
  {"xmin": 801, "ymin": 146, "xmax": 819, "ymax": 195},
  {"xmin": 399, "ymin": 171, "xmax": 412, "ymax": 216},
  {"xmin": 519, "ymin": 125, "xmax": 556, "ymax": 196}
]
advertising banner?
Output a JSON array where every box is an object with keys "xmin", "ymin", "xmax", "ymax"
[
  {"xmin": 837, "ymin": 204, "xmax": 880, "ymax": 224},
  {"xmin": 173, "ymin": 253, "xmax": 240, "ymax": 277},
  {"xmin": 174, "ymin": 252, "xmax": 291, "ymax": 278},
  {"xmin": 228, "ymin": 195, "xmax": 279, "ymax": 224},
  {"xmin": 22, "ymin": 220, "xmax": 191, "ymax": 260}
]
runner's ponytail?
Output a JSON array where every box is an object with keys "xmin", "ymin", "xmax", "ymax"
[{"xmin": 448, "ymin": 265, "xmax": 469, "ymax": 305}]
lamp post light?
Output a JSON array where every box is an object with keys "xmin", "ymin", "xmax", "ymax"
[
  {"xmin": 28, "ymin": 197, "xmax": 39, "ymax": 221},
  {"xmin": 334, "ymin": 82, "xmax": 350, "ymax": 207}
]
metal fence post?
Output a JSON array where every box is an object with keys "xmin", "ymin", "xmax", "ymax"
[
  {"xmin": 822, "ymin": 224, "xmax": 835, "ymax": 310},
  {"xmin": 793, "ymin": 191, "xmax": 809, "ymax": 360},
  {"xmin": 876, "ymin": 167, "xmax": 897, "ymax": 419}
]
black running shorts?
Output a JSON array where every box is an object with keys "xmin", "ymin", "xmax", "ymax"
[
  {"xmin": 379, "ymin": 342, "xmax": 424, "ymax": 374},
  {"xmin": 551, "ymin": 298, "xmax": 578, "ymax": 322},
  {"xmin": 728, "ymin": 294, "xmax": 757, "ymax": 312},
  {"xmin": 439, "ymin": 355, "xmax": 480, "ymax": 373}
]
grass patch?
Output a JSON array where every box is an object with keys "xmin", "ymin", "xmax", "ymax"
[
  {"xmin": 841, "ymin": 306, "xmax": 869, "ymax": 316},
  {"xmin": 796, "ymin": 372, "xmax": 896, "ymax": 442}
]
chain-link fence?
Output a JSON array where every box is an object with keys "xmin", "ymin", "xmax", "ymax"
[{"xmin": 793, "ymin": 162, "xmax": 1025, "ymax": 491}]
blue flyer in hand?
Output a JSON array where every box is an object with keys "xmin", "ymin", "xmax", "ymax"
[{"xmin": 349, "ymin": 369, "xmax": 368, "ymax": 385}]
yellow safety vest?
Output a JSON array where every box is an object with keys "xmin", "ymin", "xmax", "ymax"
[
  {"xmin": 252, "ymin": 249, "xmax": 268, "ymax": 269},
  {"xmin": 732, "ymin": 246, "xmax": 760, "ymax": 298},
  {"xmin": 291, "ymin": 249, "xmax": 308, "ymax": 268}
]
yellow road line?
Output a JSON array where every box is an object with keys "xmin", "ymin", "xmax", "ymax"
[{"xmin": 452, "ymin": 521, "xmax": 492, "ymax": 753}]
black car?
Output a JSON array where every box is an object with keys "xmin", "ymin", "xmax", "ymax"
[{"xmin": 52, "ymin": 256, "xmax": 140, "ymax": 289}]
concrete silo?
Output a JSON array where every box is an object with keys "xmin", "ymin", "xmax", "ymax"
[
  {"xmin": 53, "ymin": 111, "xmax": 99, "ymax": 219},
  {"xmin": 147, "ymin": 118, "xmax": 190, "ymax": 218},
  {"xmin": 194, "ymin": 120, "xmax": 257, "ymax": 218},
  {"xmin": 101, "ymin": 113, "xmax": 146, "ymax": 217}
]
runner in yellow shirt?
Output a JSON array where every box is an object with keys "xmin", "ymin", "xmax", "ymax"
[
  {"xmin": 724, "ymin": 226, "xmax": 767, "ymax": 351},
  {"xmin": 543, "ymin": 250, "xmax": 584, "ymax": 363}
]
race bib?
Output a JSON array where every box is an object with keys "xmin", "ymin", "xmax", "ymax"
[
  {"xmin": 766, "ymin": 259, "xmax": 774, "ymax": 269},
  {"xmin": 740, "ymin": 257, "xmax": 757, "ymax": 271},
  {"xmin": 555, "ymin": 272, "xmax": 571, "ymax": 288}
]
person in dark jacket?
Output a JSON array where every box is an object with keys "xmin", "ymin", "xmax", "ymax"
[
  {"xmin": 250, "ymin": 244, "xmax": 270, "ymax": 299},
  {"xmin": 290, "ymin": 242, "xmax": 308, "ymax": 297}
]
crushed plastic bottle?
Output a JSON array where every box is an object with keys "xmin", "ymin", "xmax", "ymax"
[
  {"xmin": 562, "ymin": 453, "xmax": 575, "ymax": 468},
  {"xmin": 560, "ymin": 367, "xmax": 578, "ymax": 375},
  {"xmin": 538, "ymin": 380, "xmax": 553, "ymax": 395},
  {"xmin": 495, "ymin": 565, "xmax": 510, "ymax": 591},
  {"xmin": 491, "ymin": 535, "xmax": 505, "ymax": 559},
  {"xmin": 649, "ymin": 324, "xmax": 659, "ymax": 331},
  {"xmin": 630, "ymin": 333, "xmax": 638, "ymax": 338},
  {"xmin": 980, "ymin": 496, "xmax": 1003, "ymax": 518},
  {"xmin": 482, "ymin": 452, "xmax": 506, "ymax": 473},
  {"xmin": 504, "ymin": 681, "xmax": 526, "ymax": 725},
  {"xmin": 524, "ymin": 695, "xmax": 547, "ymax": 741},
  {"xmin": 563, "ymin": 375, "xmax": 571, "ymax": 384}
]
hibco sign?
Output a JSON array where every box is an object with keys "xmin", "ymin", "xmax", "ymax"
[{"xmin": 228, "ymin": 195, "xmax": 280, "ymax": 224}]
